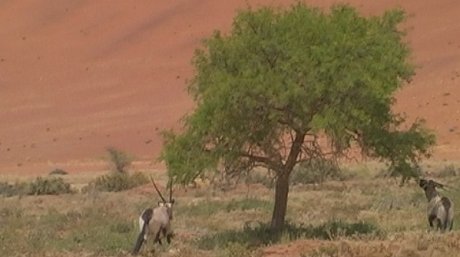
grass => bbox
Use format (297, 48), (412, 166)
(1, 163), (460, 256)
(196, 220), (382, 250)
(0, 194), (139, 256)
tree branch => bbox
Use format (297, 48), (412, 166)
(284, 131), (306, 175)
(241, 152), (283, 171)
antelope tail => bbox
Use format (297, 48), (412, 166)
(132, 208), (153, 255)
(441, 197), (452, 231)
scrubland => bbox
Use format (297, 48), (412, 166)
(1, 162), (460, 257)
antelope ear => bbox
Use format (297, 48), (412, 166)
(158, 201), (165, 207)
(170, 199), (175, 204)
(419, 179), (427, 188)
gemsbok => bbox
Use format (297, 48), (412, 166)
(132, 177), (175, 255)
(419, 178), (454, 232)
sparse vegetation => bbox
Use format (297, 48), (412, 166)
(0, 177), (72, 196)
(1, 169), (460, 256)
(49, 168), (68, 176)
(83, 171), (148, 192)
(106, 147), (132, 173)
(436, 164), (459, 177)
(291, 160), (349, 185)
(27, 177), (73, 195)
(197, 220), (382, 250)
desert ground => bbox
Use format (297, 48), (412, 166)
(1, 0), (460, 256)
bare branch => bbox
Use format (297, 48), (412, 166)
(241, 152), (283, 172)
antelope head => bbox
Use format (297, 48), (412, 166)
(150, 176), (175, 219)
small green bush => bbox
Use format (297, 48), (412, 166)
(106, 147), (132, 173)
(83, 172), (148, 192)
(26, 177), (72, 195)
(0, 177), (72, 196)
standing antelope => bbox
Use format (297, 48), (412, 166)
(419, 179), (454, 232)
(132, 177), (175, 255)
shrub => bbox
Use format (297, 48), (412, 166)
(290, 160), (345, 185)
(0, 177), (72, 196)
(83, 172), (148, 192)
(0, 182), (25, 197)
(26, 177), (72, 195)
(49, 168), (68, 176)
(106, 147), (132, 173)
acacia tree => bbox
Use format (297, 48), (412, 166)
(161, 4), (435, 230)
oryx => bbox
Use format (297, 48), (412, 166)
(419, 179), (454, 232)
(132, 176), (175, 255)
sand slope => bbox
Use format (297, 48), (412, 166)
(0, 0), (459, 174)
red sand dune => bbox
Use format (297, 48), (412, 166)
(0, 0), (459, 174)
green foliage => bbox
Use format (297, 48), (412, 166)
(83, 172), (148, 192)
(162, 2), (434, 184)
(161, 2), (435, 229)
(106, 147), (132, 173)
(197, 220), (382, 250)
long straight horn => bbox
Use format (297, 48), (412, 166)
(150, 176), (166, 203)
(169, 179), (173, 202)
(432, 180), (446, 188)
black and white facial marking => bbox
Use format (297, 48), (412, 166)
(132, 177), (175, 255)
(419, 179), (454, 232)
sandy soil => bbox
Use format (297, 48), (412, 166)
(0, 0), (459, 175)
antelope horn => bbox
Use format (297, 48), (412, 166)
(150, 176), (166, 203)
(433, 180), (446, 188)
(169, 179), (173, 202)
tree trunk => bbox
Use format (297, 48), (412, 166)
(270, 173), (290, 230)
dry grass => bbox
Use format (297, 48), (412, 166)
(1, 163), (460, 257)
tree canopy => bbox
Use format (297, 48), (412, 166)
(161, 3), (435, 229)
